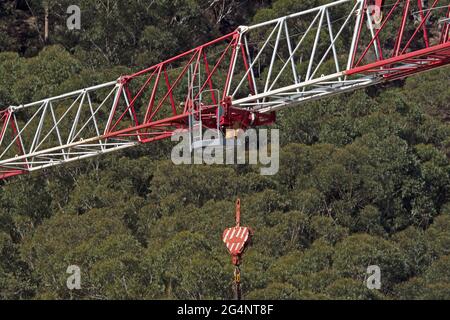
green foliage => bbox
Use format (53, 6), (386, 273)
(246, 282), (303, 300)
(1, 0), (450, 300)
(394, 255), (450, 300)
(144, 231), (229, 299)
(20, 211), (146, 299)
(332, 234), (408, 292)
(325, 278), (384, 300)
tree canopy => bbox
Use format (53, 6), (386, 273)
(0, 0), (450, 300)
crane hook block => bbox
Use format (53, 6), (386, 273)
(222, 199), (253, 266)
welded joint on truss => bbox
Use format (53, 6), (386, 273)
(10, 105), (23, 112)
(117, 76), (131, 84)
(237, 26), (249, 34)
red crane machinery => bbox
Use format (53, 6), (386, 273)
(223, 199), (253, 300)
(0, 0), (449, 180)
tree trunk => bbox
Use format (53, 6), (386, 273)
(44, 5), (49, 43)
